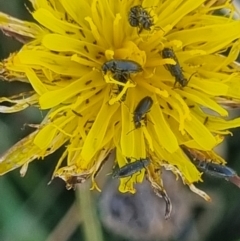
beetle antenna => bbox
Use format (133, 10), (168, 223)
(188, 71), (197, 83)
(126, 128), (136, 135)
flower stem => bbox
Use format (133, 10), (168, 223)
(76, 184), (103, 241)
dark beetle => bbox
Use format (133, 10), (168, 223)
(162, 48), (188, 88)
(128, 5), (154, 33)
(198, 161), (240, 189)
(195, 161), (236, 179)
(128, 6), (139, 27)
(182, 146), (237, 180)
(112, 158), (150, 178)
(133, 96), (153, 129)
(102, 60), (142, 102)
(102, 59), (143, 82)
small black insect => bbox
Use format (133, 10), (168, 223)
(128, 5), (154, 33)
(162, 48), (188, 88)
(102, 60), (143, 101)
(182, 146), (240, 189)
(128, 6), (139, 27)
(196, 161), (237, 179)
(133, 96), (153, 129)
(112, 158), (150, 179)
(102, 59), (143, 82)
(182, 146), (237, 180)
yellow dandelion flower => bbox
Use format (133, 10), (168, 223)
(1, 0), (240, 215)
